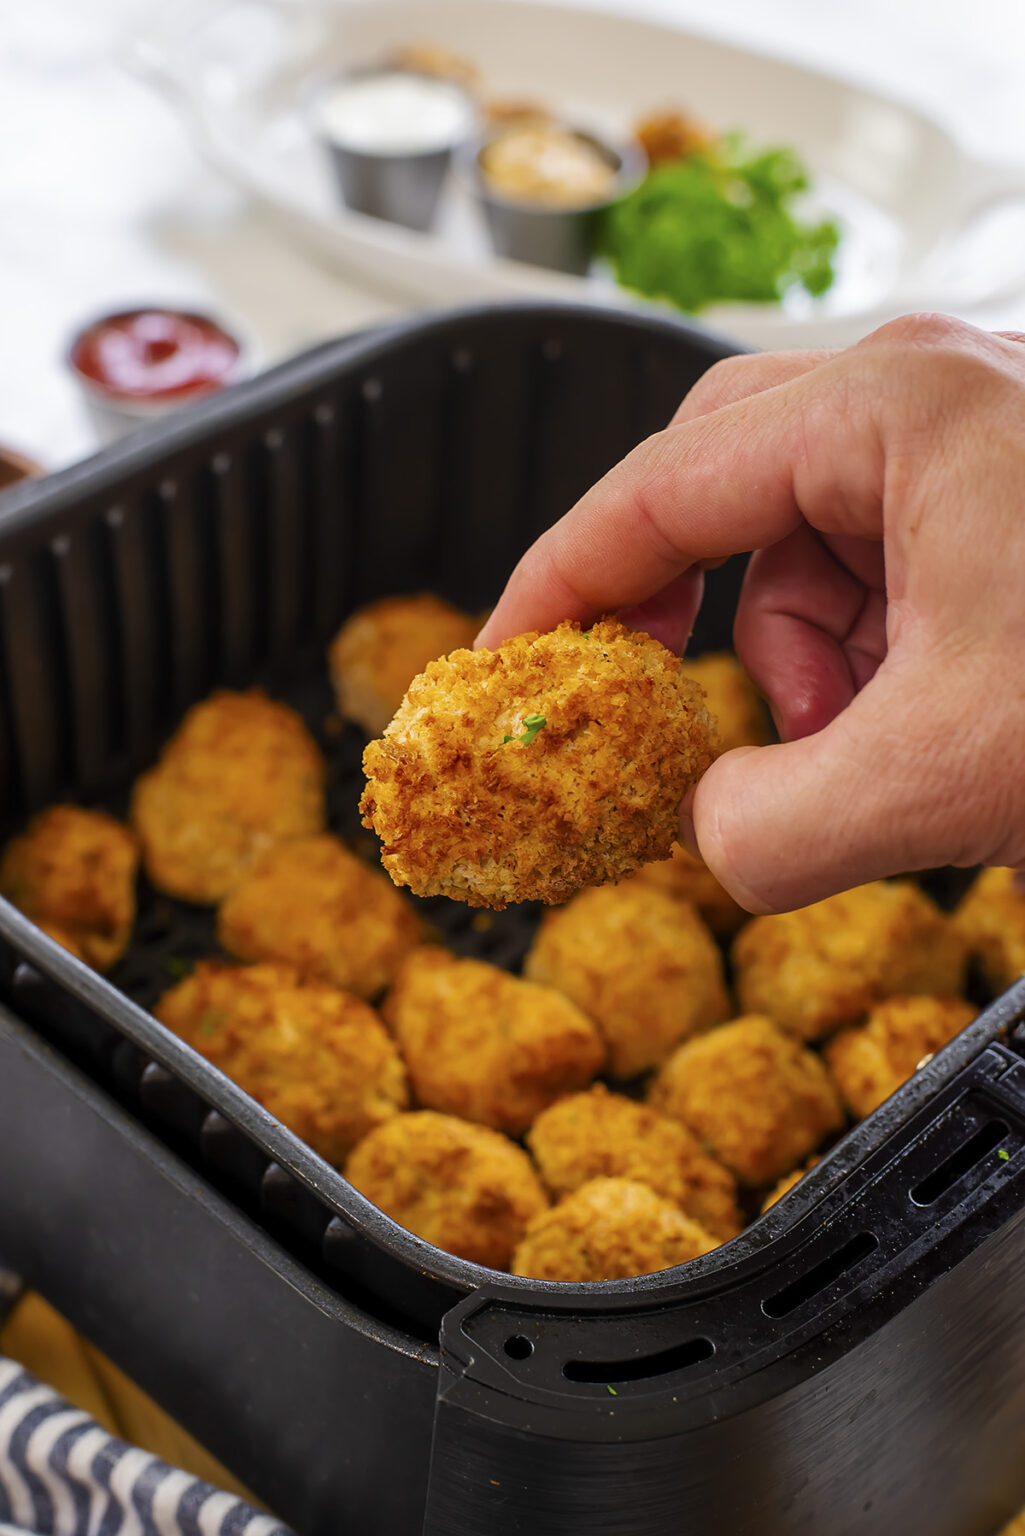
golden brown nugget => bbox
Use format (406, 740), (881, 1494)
(512, 1177), (718, 1282)
(329, 594), (478, 737)
(383, 946), (605, 1136)
(156, 961), (407, 1165)
(524, 883), (729, 1078)
(825, 995), (977, 1120)
(217, 834), (423, 1001)
(761, 1159), (819, 1213)
(0, 806), (139, 971)
(634, 108), (714, 166)
(650, 1016), (844, 1187)
(628, 840), (747, 936)
(955, 867), (1025, 993)
(680, 651), (771, 755)
(360, 618), (717, 909)
(345, 1110), (548, 1270)
(527, 1083), (742, 1242)
(733, 881), (965, 1042)
(132, 691), (326, 904)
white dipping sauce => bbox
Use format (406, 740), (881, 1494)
(317, 72), (476, 156)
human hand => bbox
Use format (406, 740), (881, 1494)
(476, 315), (1025, 913)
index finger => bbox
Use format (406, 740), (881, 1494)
(476, 356), (879, 648)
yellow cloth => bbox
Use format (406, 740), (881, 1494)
(0, 1292), (259, 1505)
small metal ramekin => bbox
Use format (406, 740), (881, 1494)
(313, 68), (479, 233)
(459, 127), (647, 276)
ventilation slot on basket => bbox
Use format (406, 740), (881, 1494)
(910, 1119), (1008, 1207)
(563, 1336), (714, 1385)
(762, 1231), (878, 1320)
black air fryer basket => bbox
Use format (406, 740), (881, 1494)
(1, 305), (1025, 1536)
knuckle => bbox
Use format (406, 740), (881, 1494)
(867, 311), (971, 352)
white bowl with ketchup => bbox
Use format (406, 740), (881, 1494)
(67, 307), (250, 443)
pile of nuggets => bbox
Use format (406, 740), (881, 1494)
(1, 591), (1016, 1283)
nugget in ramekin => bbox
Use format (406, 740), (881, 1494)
(131, 690), (326, 904)
(345, 1110), (548, 1270)
(955, 867), (1025, 994)
(0, 805), (139, 971)
(524, 883), (728, 1078)
(650, 1015), (844, 1187)
(383, 945), (604, 1136)
(824, 994), (977, 1119)
(329, 593), (478, 737)
(360, 618), (716, 909)
(217, 834), (423, 1000)
(527, 1083), (741, 1242)
(732, 881), (965, 1042)
(512, 1176), (718, 1282)
(156, 961), (407, 1165)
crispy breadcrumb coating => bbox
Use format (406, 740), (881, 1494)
(527, 1084), (742, 1242)
(155, 961), (407, 1165)
(680, 652), (770, 755)
(955, 867), (1025, 993)
(383, 946), (605, 1136)
(345, 1110), (548, 1270)
(649, 1016), (844, 1186)
(825, 995), (977, 1119)
(132, 691), (325, 904)
(512, 1177), (718, 1282)
(0, 806), (139, 971)
(761, 1159), (819, 1213)
(217, 834), (423, 1000)
(329, 594), (477, 737)
(627, 840), (747, 936)
(360, 618), (717, 909)
(733, 881), (965, 1042)
(524, 883), (728, 1077)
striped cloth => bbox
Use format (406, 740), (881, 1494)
(0, 1360), (292, 1536)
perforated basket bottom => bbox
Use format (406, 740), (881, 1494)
(106, 670), (544, 1014)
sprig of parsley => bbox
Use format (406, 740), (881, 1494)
(503, 712), (547, 747)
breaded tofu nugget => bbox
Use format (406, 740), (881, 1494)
(733, 881), (965, 1042)
(0, 806), (139, 971)
(156, 961), (407, 1165)
(345, 1110), (548, 1270)
(527, 1084), (742, 1242)
(217, 834), (423, 1000)
(955, 867), (1025, 993)
(524, 883), (729, 1078)
(132, 691), (325, 904)
(628, 840), (747, 936)
(825, 995), (977, 1119)
(512, 1177), (718, 1282)
(650, 1016), (844, 1187)
(329, 594), (478, 737)
(383, 946), (605, 1136)
(360, 618), (716, 909)
(761, 1159), (819, 1213)
(681, 652), (771, 754)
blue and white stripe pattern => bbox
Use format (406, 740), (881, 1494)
(0, 1360), (292, 1536)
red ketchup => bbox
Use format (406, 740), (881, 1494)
(70, 309), (241, 401)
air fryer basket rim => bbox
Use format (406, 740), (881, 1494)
(0, 296), (1018, 1315)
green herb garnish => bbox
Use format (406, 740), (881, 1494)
(606, 1384), (618, 1396)
(503, 712), (547, 747)
(163, 956), (192, 981)
(998, 1148), (1011, 1162)
(600, 136), (840, 314)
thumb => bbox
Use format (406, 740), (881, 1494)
(689, 665), (989, 913)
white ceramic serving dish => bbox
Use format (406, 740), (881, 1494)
(128, 0), (1025, 349)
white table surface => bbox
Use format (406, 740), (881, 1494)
(4, 0), (1025, 470)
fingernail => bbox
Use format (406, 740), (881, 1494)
(678, 795), (699, 859)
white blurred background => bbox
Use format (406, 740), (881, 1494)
(3, 0), (1025, 469)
